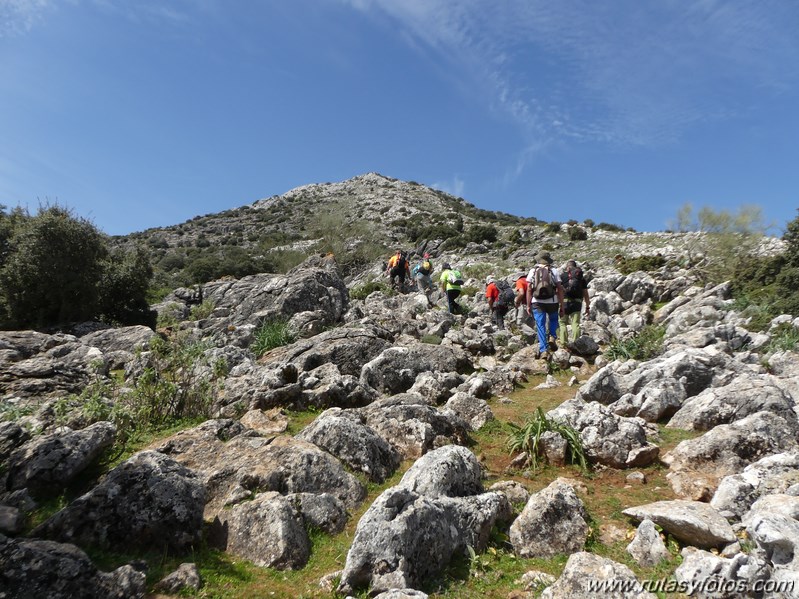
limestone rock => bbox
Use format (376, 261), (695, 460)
(32, 450), (205, 552)
(622, 500), (736, 549)
(510, 481), (589, 558)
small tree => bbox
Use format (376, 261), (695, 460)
(1, 206), (107, 328)
(670, 203), (768, 284)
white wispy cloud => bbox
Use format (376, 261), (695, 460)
(432, 175), (465, 199)
(0, 0), (52, 37)
(343, 0), (799, 174)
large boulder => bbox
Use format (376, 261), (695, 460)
(154, 421), (366, 516)
(265, 325), (392, 377)
(674, 547), (774, 599)
(359, 394), (471, 459)
(337, 446), (512, 595)
(0, 534), (146, 599)
(540, 552), (656, 599)
(360, 344), (473, 396)
(578, 347), (726, 409)
(211, 491), (310, 570)
(663, 411), (799, 500)
(626, 519), (671, 567)
(208, 254), (349, 330)
(296, 408), (401, 483)
(0, 331), (106, 400)
(509, 481), (590, 558)
(4, 422), (116, 496)
(32, 450), (205, 552)
(711, 452), (799, 521)
(667, 374), (797, 431)
(80, 326), (156, 369)
(547, 398), (659, 468)
(622, 500), (736, 549)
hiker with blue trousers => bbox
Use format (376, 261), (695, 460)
(525, 251), (565, 359)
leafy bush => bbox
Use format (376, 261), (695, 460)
(463, 224), (498, 245)
(596, 222), (626, 232)
(0, 205), (153, 329)
(617, 255), (667, 274)
(350, 280), (392, 300)
(421, 334), (442, 345)
(567, 227), (588, 241)
(544, 221), (562, 233)
(189, 300), (215, 321)
(251, 318), (297, 357)
(605, 324), (665, 361)
(506, 407), (588, 472)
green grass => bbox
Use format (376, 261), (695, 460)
(251, 318), (297, 357)
(605, 324), (665, 362)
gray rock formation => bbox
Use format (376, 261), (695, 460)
(154, 563), (202, 594)
(4, 421), (116, 496)
(360, 393), (471, 459)
(711, 452), (799, 521)
(0, 534), (146, 599)
(540, 552), (656, 599)
(622, 500), (736, 549)
(668, 374), (796, 431)
(296, 408), (401, 483)
(80, 325), (156, 369)
(154, 422), (366, 515)
(32, 450), (205, 552)
(360, 344), (473, 395)
(509, 480), (589, 558)
(626, 519), (670, 567)
(0, 331), (106, 400)
(547, 398), (659, 468)
(443, 391), (494, 431)
(674, 547), (773, 599)
(663, 411), (799, 500)
(337, 445), (512, 595)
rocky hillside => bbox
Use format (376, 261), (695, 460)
(114, 172), (785, 291)
(2, 236), (799, 597)
(1, 176), (797, 598)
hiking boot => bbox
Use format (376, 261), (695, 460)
(548, 336), (558, 352)
(540, 350), (551, 361)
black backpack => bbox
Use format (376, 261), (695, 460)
(495, 279), (515, 307)
(564, 267), (585, 299)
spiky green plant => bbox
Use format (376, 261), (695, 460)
(506, 407), (588, 472)
(251, 317), (297, 357)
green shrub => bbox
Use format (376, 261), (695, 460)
(350, 280), (392, 300)
(762, 323), (799, 353)
(421, 334), (442, 345)
(617, 255), (667, 274)
(605, 324), (665, 361)
(0, 205), (153, 329)
(596, 222), (626, 232)
(544, 221), (562, 233)
(567, 227), (588, 241)
(506, 407), (588, 472)
(251, 318), (297, 357)
(189, 300), (215, 321)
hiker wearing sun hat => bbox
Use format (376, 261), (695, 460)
(525, 250), (565, 359)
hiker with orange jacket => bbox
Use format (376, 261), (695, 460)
(386, 249), (411, 291)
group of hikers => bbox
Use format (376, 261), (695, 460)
(385, 249), (591, 359)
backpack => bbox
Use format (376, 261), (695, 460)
(532, 266), (556, 300)
(418, 260), (432, 276)
(564, 266), (584, 299)
(495, 279), (515, 307)
(447, 269), (464, 286)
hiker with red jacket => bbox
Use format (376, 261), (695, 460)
(485, 276), (513, 330)
(525, 251), (565, 359)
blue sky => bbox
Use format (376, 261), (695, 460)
(2, 0), (798, 236)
